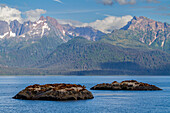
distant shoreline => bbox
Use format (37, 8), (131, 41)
(0, 75), (170, 76)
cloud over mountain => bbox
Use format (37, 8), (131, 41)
(57, 19), (84, 26)
(85, 15), (133, 33)
(0, 5), (46, 23)
(0, 5), (22, 23)
(24, 9), (46, 22)
(58, 15), (133, 33)
(0, 5), (132, 33)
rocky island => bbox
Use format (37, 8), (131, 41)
(13, 83), (94, 101)
(91, 80), (162, 91)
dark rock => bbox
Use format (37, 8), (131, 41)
(10, 20), (21, 36)
(13, 83), (94, 101)
(0, 21), (9, 35)
(91, 80), (162, 91)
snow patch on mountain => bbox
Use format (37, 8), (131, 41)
(0, 32), (9, 39)
(63, 30), (65, 36)
(37, 20), (44, 24)
(19, 34), (26, 38)
(41, 23), (50, 37)
(10, 31), (16, 37)
(33, 23), (37, 27)
(68, 32), (73, 35)
(161, 40), (165, 47)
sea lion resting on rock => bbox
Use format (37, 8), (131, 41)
(91, 80), (162, 90)
(13, 83), (94, 101)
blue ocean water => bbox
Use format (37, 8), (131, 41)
(0, 76), (170, 113)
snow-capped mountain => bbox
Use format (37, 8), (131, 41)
(0, 16), (105, 42)
(0, 16), (106, 67)
(0, 20), (16, 39)
(62, 24), (104, 41)
(121, 16), (170, 47)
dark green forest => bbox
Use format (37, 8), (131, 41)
(1, 37), (169, 75)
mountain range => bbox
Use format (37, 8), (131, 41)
(0, 16), (169, 75)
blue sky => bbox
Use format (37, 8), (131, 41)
(0, 0), (169, 23)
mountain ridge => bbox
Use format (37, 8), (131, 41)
(120, 16), (170, 52)
(36, 37), (170, 73)
(0, 16), (169, 75)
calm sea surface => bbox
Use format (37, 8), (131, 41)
(0, 76), (170, 113)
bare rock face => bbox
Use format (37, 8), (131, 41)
(91, 80), (162, 91)
(121, 16), (170, 47)
(13, 83), (94, 101)
(62, 24), (105, 41)
(0, 21), (9, 38)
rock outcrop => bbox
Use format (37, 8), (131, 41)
(13, 83), (94, 101)
(91, 80), (162, 91)
(121, 16), (170, 47)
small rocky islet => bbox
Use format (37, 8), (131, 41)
(13, 83), (94, 101)
(13, 80), (162, 101)
(91, 80), (162, 91)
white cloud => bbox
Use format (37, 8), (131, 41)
(97, 0), (113, 5)
(58, 15), (133, 33)
(115, 0), (136, 5)
(54, 0), (63, 4)
(0, 5), (47, 23)
(85, 15), (133, 33)
(0, 5), (22, 23)
(57, 19), (84, 26)
(24, 9), (46, 22)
